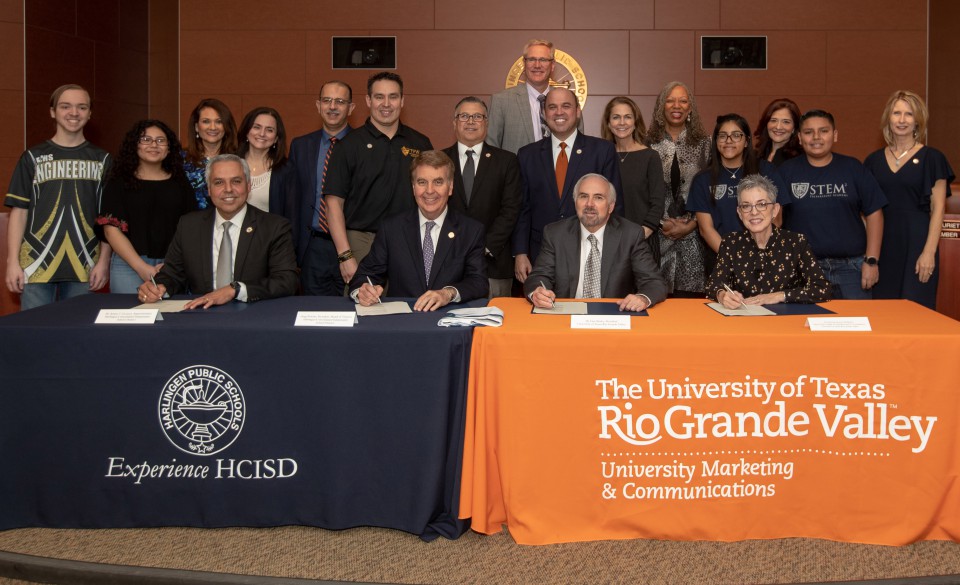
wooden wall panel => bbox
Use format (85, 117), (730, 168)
(434, 0), (563, 30)
(182, 0), (435, 30)
(629, 31), (695, 97)
(826, 31), (926, 97)
(655, 0), (719, 30)
(720, 0), (926, 30)
(564, 0), (654, 30)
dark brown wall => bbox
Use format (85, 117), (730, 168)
(24, 0), (150, 153)
(929, 0), (960, 173)
(180, 0), (925, 161)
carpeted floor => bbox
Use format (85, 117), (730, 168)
(2, 526), (960, 584)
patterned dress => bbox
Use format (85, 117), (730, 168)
(182, 150), (209, 209)
(649, 130), (711, 294)
(706, 227), (830, 303)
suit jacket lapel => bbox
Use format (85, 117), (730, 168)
(404, 210), (428, 290)
(200, 210), (216, 292)
(539, 139), (559, 199)
(599, 219), (620, 297)
(470, 147), (491, 207)
(234, 206), (255, 280)
(514, 86), (534, 145)
(561, 133), (586, 205)
(563, 219), (581, 296)
(430, 212), (456, 286)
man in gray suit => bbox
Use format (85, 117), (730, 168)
(487, 39), (555, 154)
(525, 174), (666, 312)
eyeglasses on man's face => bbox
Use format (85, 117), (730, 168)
(455, 113), (487, 122)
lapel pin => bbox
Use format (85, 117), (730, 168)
(485, 152), (491, 158)
(912, 158), (919, 164)
(246, 226), (254, 233)
(448, 232), (455, 239)
(366, 143), (373, 149)
(576, 149), (582, 155)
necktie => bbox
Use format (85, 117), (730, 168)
(462, 149), (476, 205)
(216, 221), (233, 289)
(423, 220), (436, 283)
(537, 94), (549, 141)
(583, 234), (601, 299)
(316, 137), (337, 233)
(555, 142), (568, 198)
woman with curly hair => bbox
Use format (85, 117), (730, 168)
(97, 120), (196, 293)
(183, 98), (238, 208)
(236, 106), (297, 221)
(645, 81), (711, 296)
(754, 98), (802, 166)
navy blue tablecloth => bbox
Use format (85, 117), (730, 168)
(0, 294), (480, 541)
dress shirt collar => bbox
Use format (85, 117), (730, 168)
(580, 221), (606, 250)
(526, 82), (548, 102)
(552, 129), (578, 151)
(458, 142), (483, 158)
(419, 206), (449, 231)
(215, 204), (247, 230)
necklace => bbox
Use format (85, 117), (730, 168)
(617, 150), (630, 163)
(890, 142), (916, 167)
(725, 165), (742, 179)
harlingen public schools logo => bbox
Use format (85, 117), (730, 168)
(159, 365), (245, 456)
(791, 183), (810, 199)
(505, 50), (589, 109)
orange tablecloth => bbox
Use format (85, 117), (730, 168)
(460, 298), (960, 545)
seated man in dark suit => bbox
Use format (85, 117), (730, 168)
(525, 173), (667, 312)
(137, 154), (299, 308)
(349, 150), (488, 311)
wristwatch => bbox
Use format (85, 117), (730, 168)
(230, 280), (240, 299)
(863, 256), (878, 266)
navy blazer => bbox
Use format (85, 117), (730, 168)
(155, 205), (299, 301)
(267, 160), (298, 244)
(349, 208), (488, 302)
(512, 132), (623, 263)
(442, 143), (522, 280)
(288, 127), (351, 263)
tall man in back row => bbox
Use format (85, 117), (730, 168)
(324, 72), (433, 289)
(442, 96), (521, 297)
(487, 39), (556, 154)
(780, 109), (887, 299)
(513, 87), (622, 283)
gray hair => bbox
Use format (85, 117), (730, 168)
(736, 174), (778, 203)
(572, 172), (617, 204)
(206, 153), (251, 189)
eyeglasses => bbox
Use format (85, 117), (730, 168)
(717, 132), (746, 143)
(738, 201), (775, 213)
(319, 97), (350, 106)
(524, 57), (554, 65)
(455, 113), (487, 122)
(138, 136), (168, 146)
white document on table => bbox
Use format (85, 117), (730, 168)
(295, 311), (358, 327)
(533, 301), (588, 315)
(95, 309), (162, 324)
(134, 300), (191, 313)
(356, 301), (412, 316)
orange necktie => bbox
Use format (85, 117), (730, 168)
(555, 141), (568, 198)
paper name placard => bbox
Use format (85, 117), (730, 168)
(95, 309), (162, 324)
(294, 311), (358, 327)
(570, 315), (631, 330)
(805, 317), (872, 332)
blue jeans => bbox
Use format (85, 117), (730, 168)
(110, 254), (163, 294)
(817, 257), (872, 300)
(20, 281), (90, 310)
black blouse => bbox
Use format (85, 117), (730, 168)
(98, 176), (197, 259)
(706, 227), (830, 303)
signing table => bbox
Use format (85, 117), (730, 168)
(0, 294), (476, 540)
(460, 298), (960, 545)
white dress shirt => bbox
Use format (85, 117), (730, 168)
(526, 83), (550, 142)
(213, 205), (249, 302)
(551, 129), (579, 168)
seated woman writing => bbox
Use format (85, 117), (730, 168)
(707, 174), (830, 308)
